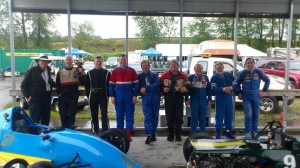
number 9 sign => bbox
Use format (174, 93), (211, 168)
(284, 155), (296, 168)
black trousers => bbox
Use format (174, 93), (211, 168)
(164, 93), (184, 135)
(89, 92), (109, 132)
(58, 94), (78, 128)
(29, 96), (51, 126)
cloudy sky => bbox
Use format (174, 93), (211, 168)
(53, 14), (195, 39)
(53, 14), (139, 39)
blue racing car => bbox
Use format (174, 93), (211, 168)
(0, 106), (141, 168)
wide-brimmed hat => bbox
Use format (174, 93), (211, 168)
(35, 53), (52, 63)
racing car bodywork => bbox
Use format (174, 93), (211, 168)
(183, 121), (300, 168)
(0, 107), (141, 168)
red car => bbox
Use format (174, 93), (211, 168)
(256, 59), (300, 89)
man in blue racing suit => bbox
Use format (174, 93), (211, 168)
(186, 64), (212, 134)
(138, 60), (160, 144)
(235, 57), (270, 139)
(109, 54), (139, 142)
(211, 62), (236, 139)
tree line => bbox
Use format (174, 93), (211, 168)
(1, 0), (299, 59)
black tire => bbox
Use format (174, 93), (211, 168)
(183, 132), (213, 162)
(3, 159), (28, 168)
(28, 161), (58, 168)
(19, 97), (29, 110)
(101, 128), (130, 154)
(290, 80), (297, 89)
(260, 96), (278, 114)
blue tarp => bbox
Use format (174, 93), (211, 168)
(141, 47), (162, 56)
(64, 48), (89, 57)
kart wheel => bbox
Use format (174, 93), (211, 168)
(183, 132), (213, 162)
(19, 97), (29, 110)
(101, 128), (130, 154)
(260, 96), (278, 114)
(3, 159), (28, 168)
(28, 161), (58, 168)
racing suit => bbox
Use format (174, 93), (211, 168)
(56, 67), (85, 129)
(138, 71), (160, 136)
(234, 68), (270, 134)
(85, 68), (110, 133)
(109, 66), (139, 131)
(187, 74), (212, 133)
(160, 70), (189, 137)
(211, 72), (236, 131)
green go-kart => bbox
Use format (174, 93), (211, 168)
(183, 120), (300, 168)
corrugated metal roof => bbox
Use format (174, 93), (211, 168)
(12, 0), (300, 18)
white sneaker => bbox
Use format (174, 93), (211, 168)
(252, 133), (257, 139)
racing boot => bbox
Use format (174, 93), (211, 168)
(245, 133), (252, 140)
(151, 133), (157, 141)
(68, 125), (77, 130)
(216, 129), (221, 139)
(126, 130), (132, 142)
(175, 133), (182, 142)
(167, 132), (174, 142)
(252, 133), (258, 139)
(226, 130), (236, 139)
(93, 129), (100, 136)
(145, 135), (152, 144)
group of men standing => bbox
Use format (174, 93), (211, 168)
(160, 57), (270, 141)
(21, 53), (270, 144)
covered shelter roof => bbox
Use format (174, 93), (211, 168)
(63, 48), (89, 57)
(237, 44), (267, 57)
(11, 0), (300, 18)
(141, 47), (162, 57)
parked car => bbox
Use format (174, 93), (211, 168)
(256, 59), (300, 89)
(82, 61), (94, 74)
(105, 57), (119, 69)
(0, 106), (140, 168)
(129, 63), (165, 108)
(17, 96), (88, 112)
(187, 56), (294, 114)
(129, 63), (142, 74)
(2, 67), (20, 77)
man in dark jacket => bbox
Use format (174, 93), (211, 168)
(85, 56), (110, 135)
(21, 53), (55, 126)
(56, 55), (85, 129)
(159, 59), (190, 142)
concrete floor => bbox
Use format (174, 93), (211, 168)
(127, 136), (187, 168)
